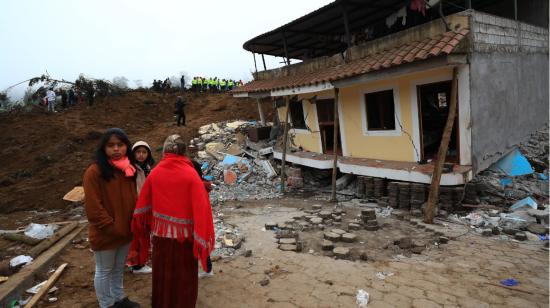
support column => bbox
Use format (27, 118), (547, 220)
(280, 96), (291, 193)
(424, 67), (459, 223)
(330, 88), (340, 202)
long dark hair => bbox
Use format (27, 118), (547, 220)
(96, 128), (135, 181)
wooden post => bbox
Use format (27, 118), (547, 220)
(330, 88), (340, 202)
(280, 96), (291, 193)
(257, 98), (266, 126)
(424, 67), (459, 223)
(341, 4), (351, 50)
(25, 263), (68, 308)
(261, 54), (267, 71)
(282, 32), (290, 66)
(252, 52), (258, 74)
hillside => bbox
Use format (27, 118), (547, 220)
(0, 90), (273, 213)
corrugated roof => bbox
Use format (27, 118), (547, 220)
(235, 28), (469, 94)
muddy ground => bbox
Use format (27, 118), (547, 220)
(0, 90), (274, 214)
(19, 197), (549, 308)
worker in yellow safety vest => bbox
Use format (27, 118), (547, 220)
(191, 77), (198, 93)
(202, 77), (208, 92)
(228, 80), (234, 91)
(219, 79), (226, 92)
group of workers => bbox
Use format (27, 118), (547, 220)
(190, 77), (243, 93)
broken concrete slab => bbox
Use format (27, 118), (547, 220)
(319, 211), (332, 219)
(348, 223), (362, 231)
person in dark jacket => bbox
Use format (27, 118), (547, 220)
(175, 96), (186, 126)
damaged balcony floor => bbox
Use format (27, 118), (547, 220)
(273, 150), (473, 185)
(50, 198), (548, 308)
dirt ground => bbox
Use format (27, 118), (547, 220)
(27, 197), (549, 308)
(0, 90), (273, 214)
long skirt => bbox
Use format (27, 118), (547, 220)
(152, 236), (198, 308)
(126, 233), (149, 267)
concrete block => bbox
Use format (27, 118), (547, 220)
(333, 247), (350, 259)
(330, 229), (346, 235)
(279, 244), (297, 251)
(321, 240), (334, 251)
(341, 233), (357, 243)
(324, 232), (341, 241)
(279, 238), (296, 245)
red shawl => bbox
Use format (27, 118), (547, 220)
(132, 154), (215, 270)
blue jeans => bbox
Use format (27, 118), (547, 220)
(93, 243), (130, 308)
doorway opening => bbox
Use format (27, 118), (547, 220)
(417, 80), (459, 163)
(316, 99), (342, 155)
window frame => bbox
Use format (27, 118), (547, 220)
(360, 85), (402, 137)
(288, 99), (308, 132)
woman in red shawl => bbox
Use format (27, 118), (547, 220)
(132, 134), (215, 308)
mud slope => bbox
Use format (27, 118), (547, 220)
(0, 91), (273, 213)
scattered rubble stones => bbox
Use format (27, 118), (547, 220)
(348, 223), (362, 230)
(481, 229), (493, 237)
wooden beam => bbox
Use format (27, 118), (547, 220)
(341, 4), (352, 49)
(282, 32), (290, 65)
(0, 225), (84, 307)
(252, 52), (258, 74)
(29, 222), (78, 258)
(280, 96), (291, 193)
(25, 263), (68, 308)
(424, 67), (459, 224)
(261, 54), (267, 71)
(330, 88), (340, 202)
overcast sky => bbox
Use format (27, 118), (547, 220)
(0, 0), (332, 96)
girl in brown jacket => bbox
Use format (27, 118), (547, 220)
(83, 128), (140, 308)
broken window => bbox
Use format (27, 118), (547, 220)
(289, 100), (306, 130)
(365, 89), (396, 131)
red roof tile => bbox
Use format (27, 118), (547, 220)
(234, 29), (469, 94)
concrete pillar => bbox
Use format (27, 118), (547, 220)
(257, 98), (266, 126)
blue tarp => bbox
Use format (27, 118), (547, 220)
(222, 154), (242, 166)
(490, 148), (533, 176)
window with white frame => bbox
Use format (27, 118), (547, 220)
(364, 89), (396, 131)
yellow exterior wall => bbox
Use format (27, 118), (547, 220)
(276, 67), (453, 162)
(340, 67), (453, 162)
(277, 90), (333, 153)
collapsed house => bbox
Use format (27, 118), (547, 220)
(233, 0), (548, 186)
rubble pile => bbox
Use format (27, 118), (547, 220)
(211, 214), (245, 258)
(191, 120), (283, 206)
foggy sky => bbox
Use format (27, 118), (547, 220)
(0, 0), (332, 96)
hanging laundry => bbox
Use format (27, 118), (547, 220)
(410, 0), (427, 16)
(385, 6), (408, 28)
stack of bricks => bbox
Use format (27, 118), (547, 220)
(398, 182), (411, 210)
(463, 183), (479, 204)
(439, 187), (454, 210)
(387, 182), (399, 208)
(410, 184), (426, 209)
(286, 167), (304, 188)
(373, 178), (385, 199)
(361, 209), (379, 231)
(364, 177), (375, 198)
(356, 177), (366, 198)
